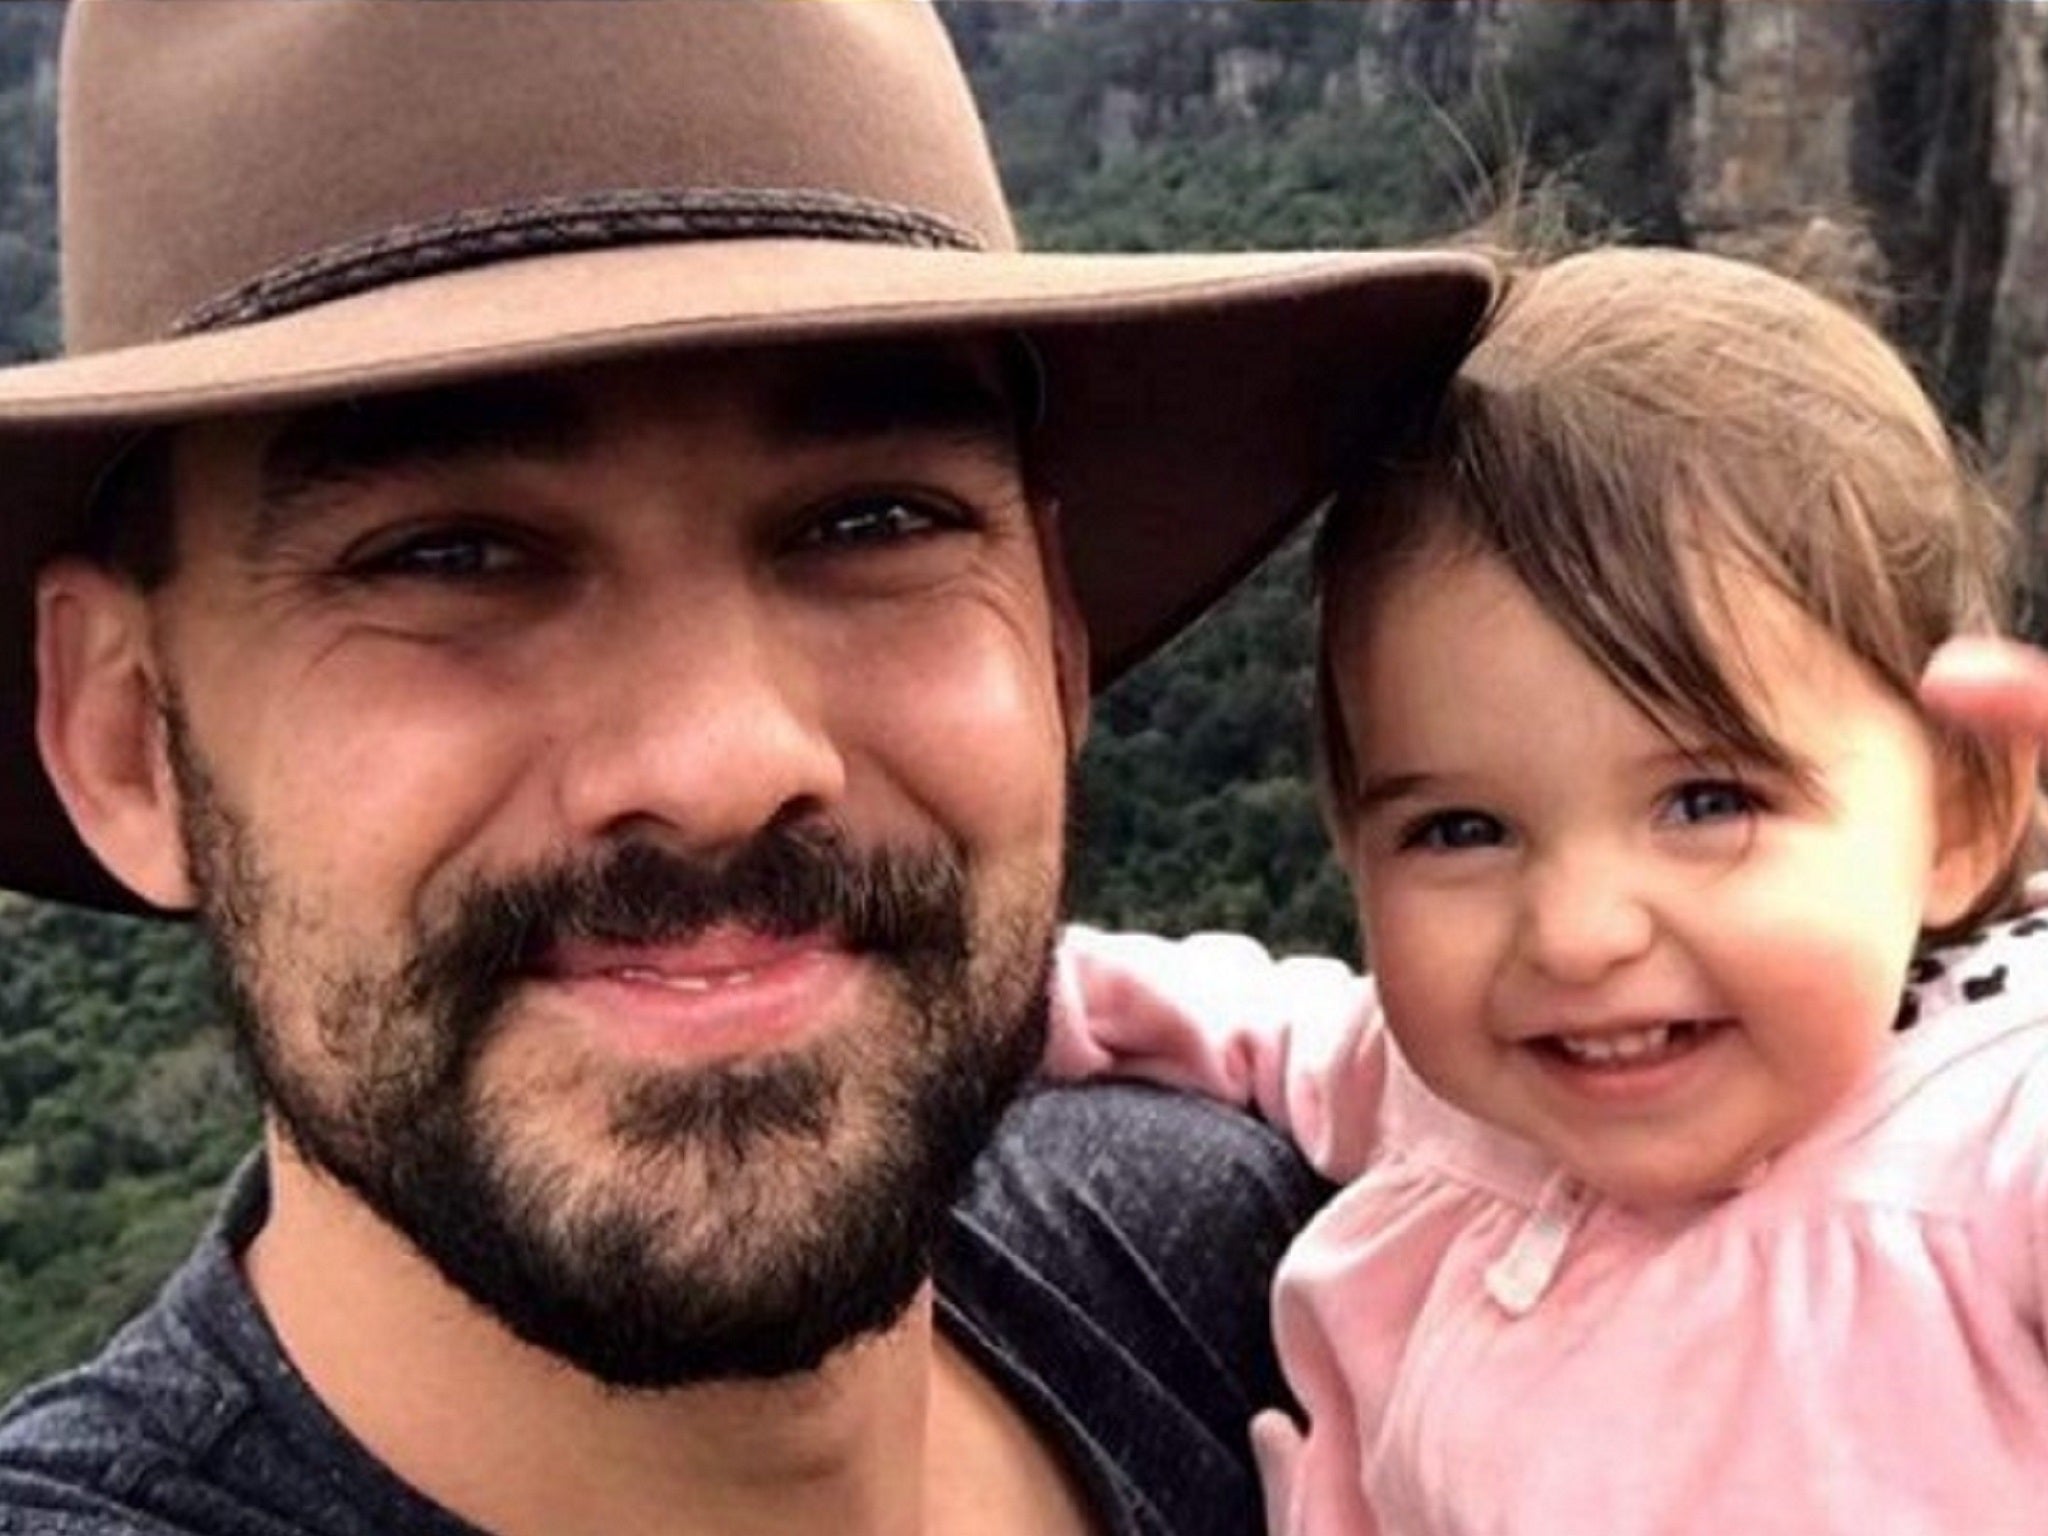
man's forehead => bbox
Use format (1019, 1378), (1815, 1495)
(175, 336), (1028, 534)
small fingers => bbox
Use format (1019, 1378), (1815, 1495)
(1920, 638), (2048, 745)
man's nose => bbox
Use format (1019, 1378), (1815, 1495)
(549, 585), (847, 856)
(1513, 848), (1656, 988)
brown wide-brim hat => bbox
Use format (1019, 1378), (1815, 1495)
(0, 0), (1496, 913)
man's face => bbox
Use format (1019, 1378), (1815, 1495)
(125, 342), (1083, 1385)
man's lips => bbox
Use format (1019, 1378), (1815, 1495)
(541, 926), (847, 983)
(531, 928), (862, 1061)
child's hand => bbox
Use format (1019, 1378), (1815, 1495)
(1923, 637), (2048, 910)
(1920, 637), (2048, 743)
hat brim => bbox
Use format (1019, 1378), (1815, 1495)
(0, 238), (1496, 911)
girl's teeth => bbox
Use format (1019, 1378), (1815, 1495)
(1553, 1022), (1697, 1065)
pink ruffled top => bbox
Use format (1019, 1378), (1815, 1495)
(1048, 917), (2048, 1534)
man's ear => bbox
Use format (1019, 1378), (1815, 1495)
(34, 559), (194, 910)
(1029, 496), (1091, 756)
(1924, 734), (2040, 930)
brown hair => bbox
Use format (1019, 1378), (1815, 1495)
(1315, 245), (2036, 939)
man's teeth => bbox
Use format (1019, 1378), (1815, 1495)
(609, 965), (757, 993)
(1550, 1022), (1702, 1065)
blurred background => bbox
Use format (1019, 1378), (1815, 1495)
(0, 0), (2044, 1392)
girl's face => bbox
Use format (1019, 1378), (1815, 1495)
(1328, 545), (1994, 1206)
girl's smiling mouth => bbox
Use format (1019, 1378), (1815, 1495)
(1538, 1019), (1728, 1068)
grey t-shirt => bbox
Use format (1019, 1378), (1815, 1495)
(0, 1084), (1325, 1535)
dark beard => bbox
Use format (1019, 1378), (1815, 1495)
(167, 709), (1052, 1389)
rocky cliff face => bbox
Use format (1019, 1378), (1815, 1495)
(1990, 3), (2048, 541)
(1677, 5), (1868, 267)
(1673, 0), (2046, 554)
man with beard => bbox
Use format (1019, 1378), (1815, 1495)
(0, 5), (1492, 1535)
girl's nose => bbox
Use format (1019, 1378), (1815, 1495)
(1515, 852), (1656, 988)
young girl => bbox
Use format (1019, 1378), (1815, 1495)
(1049, 247), (2048, 1534)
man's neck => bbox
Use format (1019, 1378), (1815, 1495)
(245, 1138), (1098, 1536)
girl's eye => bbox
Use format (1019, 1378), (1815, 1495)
(1664, 779), (1762, 826)
(797, 495), (961, 550)
(1399, 809), (1508, 852)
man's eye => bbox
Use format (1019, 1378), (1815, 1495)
(342, 528), (529, 581)
(1664, 779), (1762, 826)
(1399, 809), (1507, 852)
(798, 496), (958, 550)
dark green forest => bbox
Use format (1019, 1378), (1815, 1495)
(0, 0), (2042, 1395)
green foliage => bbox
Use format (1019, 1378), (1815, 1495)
(0, 3), (56, 362)
(964, 3), (1468, 253)
(0, 896), (253, 1395)
(1069, 535), (1360, 958)
(1016, 96), (1461, 254)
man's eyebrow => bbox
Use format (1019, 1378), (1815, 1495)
(761, 346), (1023, 460)
(254, 376), (594, 543)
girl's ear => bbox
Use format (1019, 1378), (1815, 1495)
(1924, 734), (2040, 930)
(34, 560), (195, 910)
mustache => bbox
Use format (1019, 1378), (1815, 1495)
(400, 824), (972, 1024)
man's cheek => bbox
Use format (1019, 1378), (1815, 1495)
(852, 626), (1068, 823)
